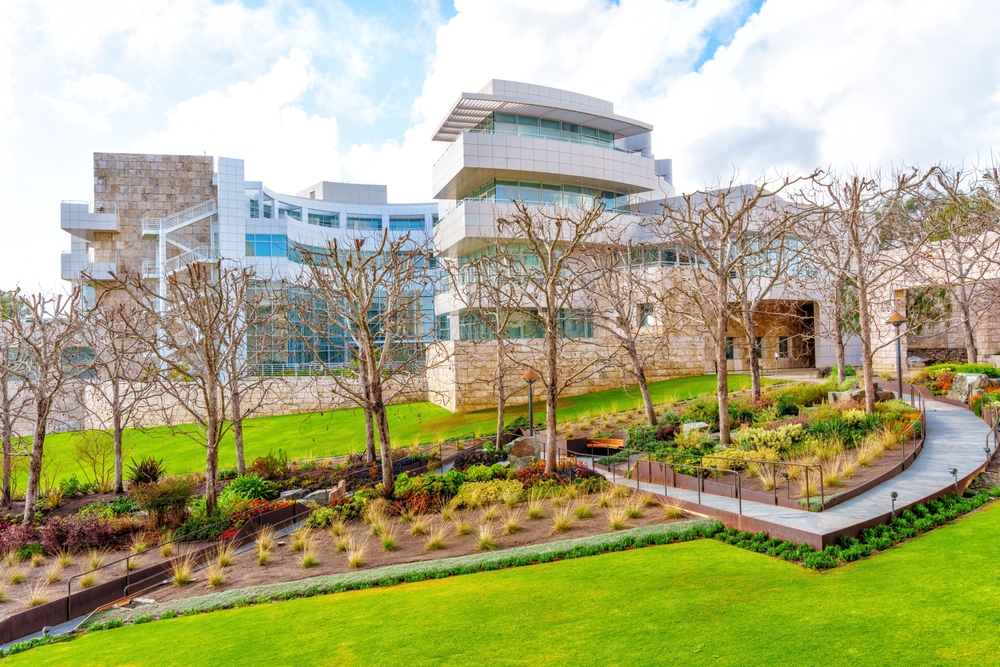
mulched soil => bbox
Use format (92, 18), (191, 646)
(135, 488), (689, 606)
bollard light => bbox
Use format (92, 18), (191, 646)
(950, 468), (959, 495)
(890, 491), (898, 518)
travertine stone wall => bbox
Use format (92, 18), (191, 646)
(426, 334), (705, 413)
(90, 153), (216, 299)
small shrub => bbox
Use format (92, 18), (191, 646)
(126, 456), (167, 485)
(248, 449), (290, 479)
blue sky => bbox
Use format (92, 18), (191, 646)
(1, 0), (999, 290)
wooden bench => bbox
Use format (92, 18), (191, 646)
(585, 438), (625, 450)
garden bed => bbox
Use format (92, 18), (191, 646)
(128, 485), (689, 608)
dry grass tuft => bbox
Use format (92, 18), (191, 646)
(30, 553), (45, 568)
(346, 540), (369, 569)
(216, 542), (236, 568)
(661, 503), (685, 520)
(482, 505), (501, 522)
(573, 501), (595, 520)
(551, 507), (575, 533)
(206, 561), (226, 588)
(381, 524), (400, 552)
(24, 581), (49, 608)
(410, 516), (430, 536)
(502, 511), (524, 536)
(43, 563), (62, 585)
(425, 526), (448, 551)
(169, 554), (196, 587)
(607, 507), (628, 531)
(476, 524), (499, 551)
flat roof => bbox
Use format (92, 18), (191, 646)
(432, 80), (653, 142)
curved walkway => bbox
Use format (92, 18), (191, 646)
(618, 398), (993, 548)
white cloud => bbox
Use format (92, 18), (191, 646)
(44, 74), (148, 131)
(135, 49), (344, 194)
(0, 7), (23, 180)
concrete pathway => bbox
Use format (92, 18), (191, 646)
(599, 398), (994, 546)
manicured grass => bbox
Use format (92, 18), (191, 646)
(17, 501), (1000, 666)
(37, 374), (758, 484)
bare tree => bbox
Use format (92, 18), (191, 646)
(490, 201), (616, 472)
(583, 238), (678, 426)
(648, 175), (814, 444)
(288, 230), (437, 496)
(439, 248), (526, 448)
(114, 262), (259, 513)
(911, 167), (1000, 364)
(806, 167), (936, 412)
(1, 288), (89, 523)
(0, 294), (28, 507)
(81, 299), (156, 493)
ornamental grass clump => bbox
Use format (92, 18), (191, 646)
(215, 542), (236, 568)
(8, 566), (27, 586)
(502, 511), (524, 536)
(290, 526), (313, 553)
(482, 504), (501, 522)
(87, 549), (108, 571)
(335, 534), (353, 553)
(129, 534), (150, 555)
(410, 516), (430, 536)
(23, 581), (49, 608)
(256, 527), (276, 566)
(381, 524), (399, 552)
(476, 524), (499, 551)
(0, 581), (8, 603)
(624, 502), (644, 520)
(43, 563), (62, 585)
(328, 520), (347, 538)
(159, 531), (176, 558)
(346, 540), (369, 569)
(169, 554), (195, 587)
(551, 507), (574, 533)
(206, 561), (226, 588)
(300, 539), (320, 568)
(502, 485), (522, 509)
(573, 501), (595, 520)
(598, 491), (614, 509)
(637, 492), (658, 508)
(661, 503), (685, 520)
(30, 553), (45, 568)
(454, 519), (474, 536)
(440, 504), (456, 523)
(425, 526), (448, 551)
(52, 550), (70, 570)
(399, 509), (415, 523)
(607, 507), (628, 531)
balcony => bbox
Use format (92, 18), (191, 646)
(60, 201), (118, 240)
(61, 250), (118, 281)
(141, 258), (158, 279)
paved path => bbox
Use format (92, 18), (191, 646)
(604, 398), (993, 546)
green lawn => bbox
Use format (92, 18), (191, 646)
(39, 375), (756, 485)
(17, 500), (1000, 666)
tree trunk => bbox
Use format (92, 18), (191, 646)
(1, 379), (13, 508)
(495, 339), (506, 449)
(544, 318), (558, 474)
(370, 377), (394, 497)
(716, 325), (732, 446)
(112, 379), (124, 494)
(625, 339), (656, 426)
(743, 306), (762, 401)
(203, 381), (220, 513)
(359, 362), (376, 464)
(958, 298), (977, 364)
(857, 283), (876, 413)
(231, 386), (246, 475)
(23, 396), (48, 525)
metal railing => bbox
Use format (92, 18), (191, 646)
(62, 200), (117, 214)
(141, 199), (217, 234)
(140, 258), (157, 278)
(165, 231), (204, 252)
(89, 250), (118, 264)
(164, 245), (218, 274)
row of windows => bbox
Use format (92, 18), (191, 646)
(249, 197), (435, 232)
(471, 112), (620, 150)
(462, 179), (640, 213)
(246, 234), (288, 257)
(451, 310), (594, 341)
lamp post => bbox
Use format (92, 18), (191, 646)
(522, 369), (541, 437)
(890, 491), (898, 518)
(950, 468), (959, 495)
(887, 312), (907, 399)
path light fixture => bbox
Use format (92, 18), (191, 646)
(521, 369), (541, 437)
(950, 468), (959, 494)
(782, 471), (790, 499)
(886, 312), (907, 399)
(986, 446), (992, 461)
(890, 491), (898, 518)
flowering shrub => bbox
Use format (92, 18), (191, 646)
(0, 523), (41, 556)
(453, 480), (523, 507)
(40, 517), (121, 554)
(731, 424), (805, 453)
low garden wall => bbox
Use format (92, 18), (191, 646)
(0, 503), (310, 646)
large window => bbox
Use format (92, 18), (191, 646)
(277, 205), (301, 221)
(778, 336), (790, 358)
(246, 234), (287, 257)
(347, 216), (382, 231)
(471, 112), (619, 151)
(725, 337), (735, 360)
(308, 212), (339, 228)
(389, 216), (426, 232)
(462, 179), (639, 213)
(436, 314), (451, 341)
(559, 310), (593, 339)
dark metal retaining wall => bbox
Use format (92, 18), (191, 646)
(0, 502), (309, 646)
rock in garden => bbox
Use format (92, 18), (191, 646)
(301, 489), (330, 505)
(949, 373), (988, 403)
(279, 488), (306, 501)
(505, 436), (541, 470)
(682, 421), (710, 433)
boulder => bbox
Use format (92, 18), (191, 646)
(682, 421), (710, 433)
(949, 373), (988, 403)
(279, 488), (306, 501)
(301, 489), (329, 505)
(828, 388), (866, 404)
(505, 436), (541, 470)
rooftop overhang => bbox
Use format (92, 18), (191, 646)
(432, 93), (653, 143)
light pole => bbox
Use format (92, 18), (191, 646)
(522, 369), (541, 437)
(887, 312), (907, 399)
(890, 491), (898, 518)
